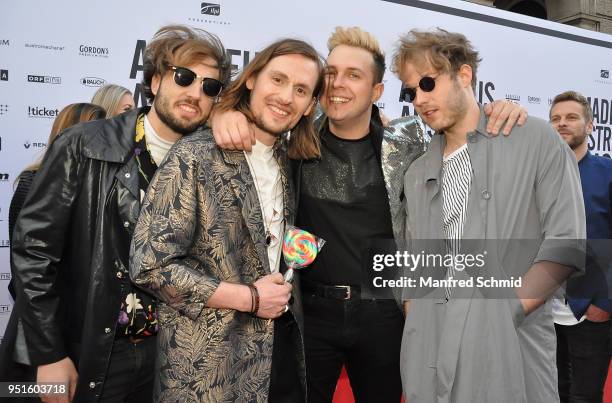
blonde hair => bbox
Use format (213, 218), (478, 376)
(327, 26), (386, 83)
(91, 84), (132, 118)
(392, 28), (481, 90)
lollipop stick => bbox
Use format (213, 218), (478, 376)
(284, 268), (294, 283)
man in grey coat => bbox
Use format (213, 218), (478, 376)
(391, 28), (586, 402)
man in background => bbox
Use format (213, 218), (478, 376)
(550, 90), (612, 403)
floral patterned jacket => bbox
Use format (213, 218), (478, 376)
(129, 129), (303, 402)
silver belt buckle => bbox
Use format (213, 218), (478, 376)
(336, 285), (351, 300)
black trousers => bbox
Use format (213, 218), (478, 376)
(303, 295), (404, 403)
(99, 336), (156, 403)
(556, 320), (611, 403)
(269, 312), (305, 403)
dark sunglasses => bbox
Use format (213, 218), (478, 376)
(168, 65), (224, 98)
(400, 76), (437, 103)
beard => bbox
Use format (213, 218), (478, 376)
(252, 109), (294, 137)
(565, 132), (588, 149)
(153, 86), (206, 135)
(432, 80), (469, 133)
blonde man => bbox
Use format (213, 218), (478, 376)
(393, 28), (585, 403)
(210, 26), (527, 403)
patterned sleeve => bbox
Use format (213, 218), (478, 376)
(129, 138), (220, 321)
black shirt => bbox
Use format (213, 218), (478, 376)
(297, 122), (394, 288)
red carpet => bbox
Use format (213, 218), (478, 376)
(332, 363), (612, 402)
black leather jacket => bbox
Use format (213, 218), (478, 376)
(3, 108), (148, 401)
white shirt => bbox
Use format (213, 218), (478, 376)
(552, 296), (586, 326)
(441, 144), (472, 299)
(244, 140), (284, 273)
(144, 115), (174, 166)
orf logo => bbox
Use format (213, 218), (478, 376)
(601, 70), (610, 79)
(81, 77), (106, 87)
(201, 2), (220, 15)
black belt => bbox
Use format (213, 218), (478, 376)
(302, 282), (361, 300)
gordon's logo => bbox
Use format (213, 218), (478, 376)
(0, 40), (8, 46)
(28, 106), (60, 118)
(0, 70), (7, 81)
(201, 2), (220, 15)
(79, 45), (109, 57)
(27, 74), (61, 84)
(0, 273), (10, 280)
(81, 77), (106, 87)
(527, 96), (541, 104)
(601, 70), (609, 79)
(505, 94), (520, 102)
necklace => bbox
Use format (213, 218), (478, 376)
(244, 150), (283, 246)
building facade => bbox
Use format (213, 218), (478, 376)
(464, 0), (612, 34)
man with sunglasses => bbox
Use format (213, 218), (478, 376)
(1, 25), (228, 403)
(210, 26), (527, 403)
(393, 29), (585, 402)
(130, 38), (325, 402)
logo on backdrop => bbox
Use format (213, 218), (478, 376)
(201, 2), (220, 15)
(528, 96), (541, 104)
(0, 173), (9, 182)
(0, 239), (8, 247)
(0, 273), (10, 281)
(81, 77), (106, 87)
(0, 305), (10, 315)
(25, 42), (65, 52)
(79, 45), (110, 58)
(189, 2), (230, 25)
(505, 94), (521, 102)
(27, 74), (61, 84)
(24, 140), (46, 149)
(601, 70), (610, 79)
(28, 105), (59, 119)
(0, 39), (9, 46)
(0, 70), (7, 81)
(0, 104), (8, 116)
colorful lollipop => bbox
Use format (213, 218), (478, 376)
(282, 226), (325, 282)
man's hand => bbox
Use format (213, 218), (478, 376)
(586, 304), (612, 322)
(209, 108), (254, 151)
(253, 273), (292, 319)
(483, 100), (528, 136)
(37, 357), (78, 403)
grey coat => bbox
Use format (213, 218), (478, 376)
(399, 109), (586, 403)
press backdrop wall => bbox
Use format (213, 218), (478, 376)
(1, 0), (611, 338)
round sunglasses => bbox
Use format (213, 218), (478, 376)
(401, 76), (437, 103)
(168, 65), (224, 98)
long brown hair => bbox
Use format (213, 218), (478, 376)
(216, 38), (325, 160)
(20, 103), (106, 175)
